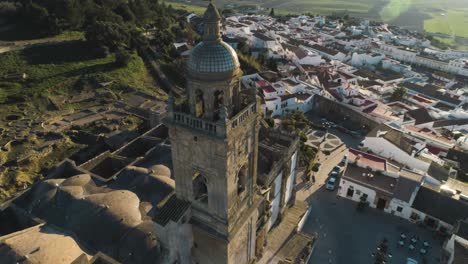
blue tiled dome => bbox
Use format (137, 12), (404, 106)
(188, 41), (240, 74)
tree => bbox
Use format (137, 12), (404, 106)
(237, 53), (261, 74)
(129, 28), (149, 50)
(373, 238), (389, 264)
(53, 0), (86, 30)
(0, 1), (20, 18)
(389, 87), (407, 102)
(85, 21), (131, 51)
(27, 3), (49, 27)
(269, 8), (275, 17)
(264, 117), (275, 128)
(129, 0), (152, 25)
(115, 48), (131, 67)
(115, 3), (136, 22)
(356, 195), (367, 211)
(93, 45), (110, 58)
(237, 40), (250, 55)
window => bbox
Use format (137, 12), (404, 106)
(195, 89), (204, 118)
(410, 212), (420, 220)
(396, 206), (403, 212)
(193, 173), (208, 204)
(237, 165), (248, 195)
(213, 90), (224, 120)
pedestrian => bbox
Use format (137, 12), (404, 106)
(312, 175), (316, 183)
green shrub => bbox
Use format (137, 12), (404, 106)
(115, 49), (132, 67)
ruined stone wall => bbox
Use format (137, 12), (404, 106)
(313, 96), (379, 130)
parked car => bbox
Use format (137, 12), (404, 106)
(333, 165), (341, 172)
(330, 171), (339, 178)
(342, 155), (347, 162)
(326, 176), (337, 190)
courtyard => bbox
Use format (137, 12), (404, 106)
(301, 187), (445, 264)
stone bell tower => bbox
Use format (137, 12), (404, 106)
(165, 3), (261, 263)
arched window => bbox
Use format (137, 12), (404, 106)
(213, 90), (224, 120)
(237, 166), (247, 195)
(193, 172), (208, 204)
(195, 89), (204, 118)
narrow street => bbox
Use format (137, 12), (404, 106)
(296, 145), (347, 201)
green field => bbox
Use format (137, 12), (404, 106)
(165, 1), (207, 15)
(265, 0), (374, 15)
(423, 10), (468, 49)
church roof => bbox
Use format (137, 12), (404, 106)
(0, 224), (92, 264)
(188, 41), (240, 74)
(187, 2), (240, 75)
(203, 3), (221, 22)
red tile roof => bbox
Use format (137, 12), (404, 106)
(262, 85), (276, 93)
(362, 105), (377, 114)
(349, 148), (387, 171)
(406, 126), (453, 144)
(256, 80), (269, 87)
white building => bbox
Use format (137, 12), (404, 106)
(350, 52), (384, 67)
(382, 58), (412, 74)
(404, 125), (455, 151)
(338, 149), (423, 214)
(338, 149), (468, 235)
(362, 129), (430, 173)
(410, 186), (468, 234)
(444, 220), (468, 264)
(448, 59), (468, 77)
(309, 44), (347, 61)
(379, 44), (468, 77)
(293, 46), (324, 66)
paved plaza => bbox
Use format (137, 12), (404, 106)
(301, 187), (445, 264)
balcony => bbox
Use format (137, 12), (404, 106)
(229, 102), (257, 129)
(172, 112), (221, 136)
(169, 102), (257, 137)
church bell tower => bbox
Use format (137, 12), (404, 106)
(165, 3), (261, 263)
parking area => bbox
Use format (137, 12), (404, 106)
(302, 187), (445, 264)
